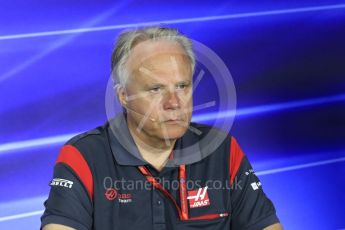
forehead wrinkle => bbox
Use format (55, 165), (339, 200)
(138, 66), (170, 85)
(170, 55), (179, 79)
(127, 43), (192, 87)
(168, 55), (187, 90)
(127, 40), (189, 71)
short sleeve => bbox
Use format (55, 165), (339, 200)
(229, 137), (280, 230)
(41, 145), (93, 230)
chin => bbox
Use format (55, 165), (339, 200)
(158, 125), (187, 140)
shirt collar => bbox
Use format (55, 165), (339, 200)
(106, 113), (202, 166)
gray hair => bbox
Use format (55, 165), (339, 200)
(111, 26), (195, 88)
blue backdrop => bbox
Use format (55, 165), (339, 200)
(1, 1), (345, 229)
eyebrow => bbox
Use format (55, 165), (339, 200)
(144, 83), (165, 88)
(144, 80), (192, 88)
(176, 80), (192, 85)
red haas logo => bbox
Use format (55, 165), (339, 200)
(105, 188), (132, 203)
(187, 186), (210, 208)
(105, 188), (118, 201)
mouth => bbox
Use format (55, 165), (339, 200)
(164, 119), (183, 124)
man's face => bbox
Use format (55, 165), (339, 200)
(121, 40), (193, 143)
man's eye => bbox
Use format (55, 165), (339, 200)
(149, 87), (161, 93)
(176, 83), (189, 90)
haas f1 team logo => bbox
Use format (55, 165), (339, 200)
(105, 188), (118, 200)
(105, 188), (132, 203)
(187, 186), (210, 208)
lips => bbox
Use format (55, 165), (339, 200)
(161, 113), (185, 122)
(164, 120), (182, 124)
(165, 117), (183, 122)
(162, 117), (184, 124)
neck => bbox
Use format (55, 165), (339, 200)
(127, 119), (176, 171)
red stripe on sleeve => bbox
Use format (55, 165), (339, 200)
(229, 137), (245, 186)
(56, 145), (94, 200)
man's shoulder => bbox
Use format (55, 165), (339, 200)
(65, 123), (108, 147)
(57, 123), (112, 167)
(189, 122), (233, 159)
(189, 122), (231, 140)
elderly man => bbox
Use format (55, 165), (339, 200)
(41, 27), (283, 230)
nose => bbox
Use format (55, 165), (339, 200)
(163, 89), (180, 110)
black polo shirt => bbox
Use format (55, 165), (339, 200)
(41, 114), (280, 230)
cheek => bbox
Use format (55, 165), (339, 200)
(180, 93), (193, 105)
(131, 95), (158, 111)
(183, 99), (193, 113)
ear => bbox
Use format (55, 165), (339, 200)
(116, 85), (127, 107)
